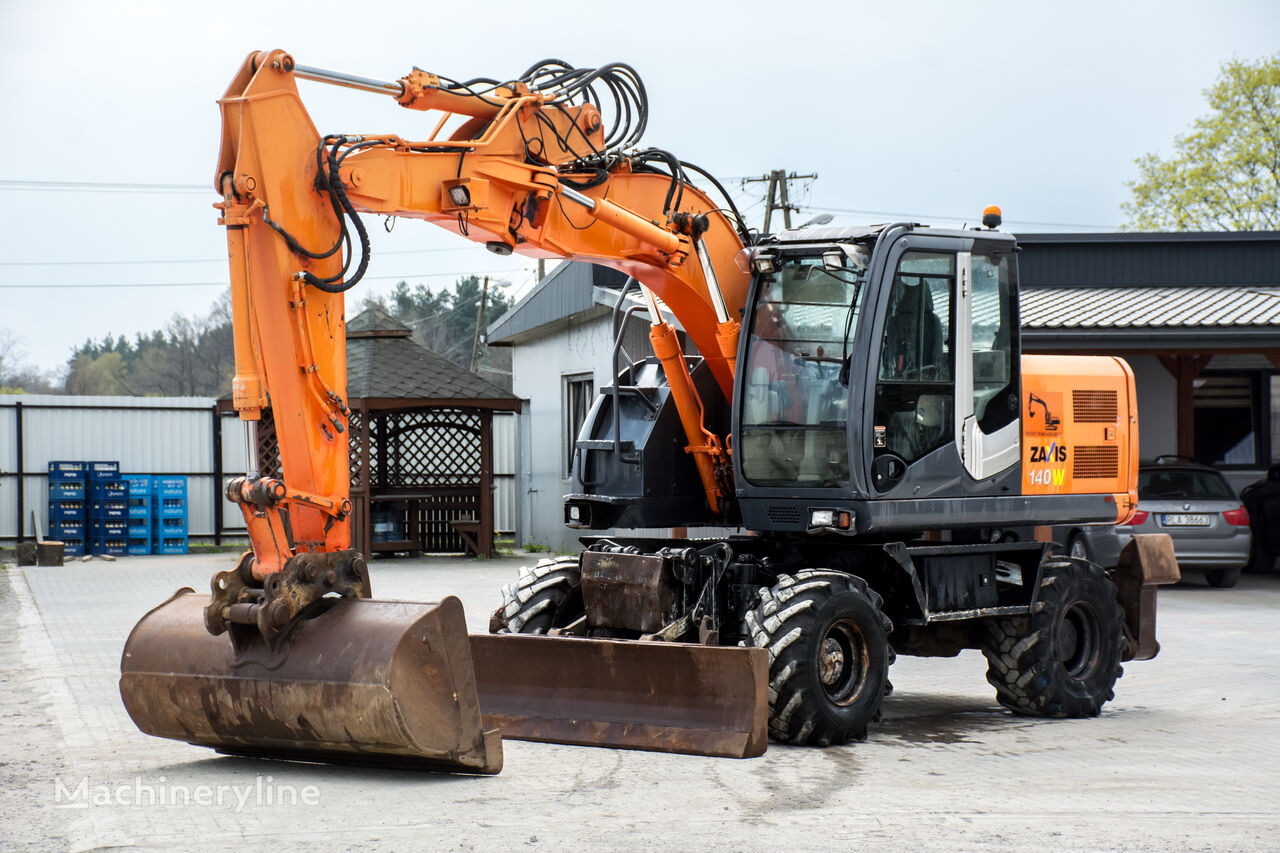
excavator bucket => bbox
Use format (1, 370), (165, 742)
(470, 634), (769, 758)
(120, 588), (502, 774)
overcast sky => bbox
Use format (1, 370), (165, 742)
(2, 0), (1277, 374)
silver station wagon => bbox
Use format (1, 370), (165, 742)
(1065, 458), (1253, 588)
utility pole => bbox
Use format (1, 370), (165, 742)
(470, 275), (490, 373)
(742, 169), (818, 233)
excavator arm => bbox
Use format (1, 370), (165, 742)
(218, 49), (748, 555)
(119, 50), (769, 772)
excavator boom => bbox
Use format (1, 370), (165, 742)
(120, 50), (766, 770)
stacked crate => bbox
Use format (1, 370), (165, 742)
(88, 461), (128, 557)
(151, 476), (188, 555)
(47, 461), (87, 557)
(125, 476), (152, 555)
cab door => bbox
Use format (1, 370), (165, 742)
(868, 247), (961, 496)
(954, 247), (1021, 483)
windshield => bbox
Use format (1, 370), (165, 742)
(741, 253), (866, 487)
(1138, 468), (1236, 501)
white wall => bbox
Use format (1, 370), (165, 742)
(1128, 355), (1178, 461)
(511, 315), (613, 550)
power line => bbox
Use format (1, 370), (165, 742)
(0, 246), (506, 267)
(0, 268), (527, 289)
(0, 178), (207, 194)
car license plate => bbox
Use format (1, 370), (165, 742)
(1162, 513), (1210, 527)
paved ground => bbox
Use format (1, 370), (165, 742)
(2, 551), (1277, 852)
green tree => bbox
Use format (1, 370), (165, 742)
(1123, 54), (1279, 231)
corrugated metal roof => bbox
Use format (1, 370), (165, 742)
(1021, 286), (1280, 329)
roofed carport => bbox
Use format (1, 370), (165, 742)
(1018, 231), (1280, 462)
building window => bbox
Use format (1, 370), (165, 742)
(563, 374), (594, 479)
(1194, 374), (1260, 466)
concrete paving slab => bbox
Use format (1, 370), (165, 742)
(2, 552), (1278, 852)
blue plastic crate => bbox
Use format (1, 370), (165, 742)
(51, 480), (85, 500)
(154, 516), (187, 536)
(87, 461), (121, 481)
(152, 536), (188, 555)
(152, 497), (187, 518)
(124, 475), (150, 495)
(127, 538), (151, 556)
(91, 539), (128, 556)
(61, 538), (85, 557)
(48, 499), (85, 521)
(90, 519), (128, 538)
(127, 515), (151, 534)
(89, 481), (126, 500)
(49, 519), (86, 540)
(152, 476), (187, 498)
(48, 461), (87, 482)
(90, 500), (128, 520)
(127, 496), (150, 518)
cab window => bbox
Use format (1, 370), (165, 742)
(874, 252), (954, 463)
(741, 256), (865, 487)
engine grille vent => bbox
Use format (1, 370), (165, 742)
(1074, 445), (1119, 479)
(766, 505), (803, 525)
(1073, 389), (1119, 423)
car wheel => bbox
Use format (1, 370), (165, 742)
(1068, 533), (1090, 563)
(1204, 567), (1242, 589)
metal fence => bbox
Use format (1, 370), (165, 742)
(0, 395), (516, 544)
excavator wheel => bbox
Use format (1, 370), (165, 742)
(747, 570), (892, 747)
(982, 558), (1125, 718)
(489, 556), (583, 634)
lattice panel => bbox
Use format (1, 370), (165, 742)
(348, 411), (364, 488)
(256, 409), (283, 480)
(372, 409), (483, 489)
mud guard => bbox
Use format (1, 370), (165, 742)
(120, 588), (502, 774)
(1112, 533), (1181, 662)
(471, 634), (769, 758)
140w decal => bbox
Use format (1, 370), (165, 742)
(1028, 442), (1067, 486)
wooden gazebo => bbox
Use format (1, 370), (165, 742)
(227, 306), (520, 557)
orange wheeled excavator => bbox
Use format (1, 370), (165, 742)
(120, 50), (1178, 772)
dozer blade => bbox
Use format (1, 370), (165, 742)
(470, 634), (768, 759)
(120, 588), (501, 774)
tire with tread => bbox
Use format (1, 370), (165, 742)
(982, 558), (1124, 718)
(746, 570), (892, 747)
(489, 556), (583, 634)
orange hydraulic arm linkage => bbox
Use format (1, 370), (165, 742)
(215, 50), (749, 604)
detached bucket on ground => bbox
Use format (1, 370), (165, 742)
(120, 588), (501, 774)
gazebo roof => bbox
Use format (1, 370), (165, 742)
(346, 306), (520, 411)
